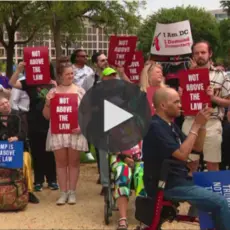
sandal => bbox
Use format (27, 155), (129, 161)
(117, 217), (128, 230)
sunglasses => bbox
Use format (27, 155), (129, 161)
(100, 59), (107, 63)
(77, 55), (88, 58)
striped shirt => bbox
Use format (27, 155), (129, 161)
(209, 66), (230, 119)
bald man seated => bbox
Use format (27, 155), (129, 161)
(142, 87), (230, 230)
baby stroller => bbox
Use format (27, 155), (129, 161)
(104, 153), (118, 225)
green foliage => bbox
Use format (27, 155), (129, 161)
(220, 0), (230, 17)
(0, 61), (6, 73)
(35, 1), (145, 58)
(0, 1), (145, 75)
(217, 19), (230, 66)
(0, 1), (47, 77)
(0, 1), (45, 47)
(137, 6), (220, 57)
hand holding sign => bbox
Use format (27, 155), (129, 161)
(46, 90), (56, 106)
(72, 127), (81, 134)
(8, 137), (19, 143)
(194, 107), (212, 127)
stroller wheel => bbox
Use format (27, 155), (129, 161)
(104, 188), (113, 224)
(104, 202), (110, 225)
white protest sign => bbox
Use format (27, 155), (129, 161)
(150, 20), (193, 56)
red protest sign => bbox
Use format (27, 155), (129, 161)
(179, 68), (211, 116)
(147, 86), (160, 116)
(24, 46), (50, 85)
(108, 35), (137, 67)
(124, 51), (144, 84)
(50, 94), (78, 134)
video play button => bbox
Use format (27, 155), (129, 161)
(104, 100), (133, 132)
(78, 79), (151, 152)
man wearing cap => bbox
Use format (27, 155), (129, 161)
(91, 52), (132, 84)
(94, 67), (118, 195)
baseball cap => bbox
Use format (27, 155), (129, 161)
(102, 67), (117, 77)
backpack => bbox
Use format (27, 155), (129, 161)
(0, 168), (28, 211)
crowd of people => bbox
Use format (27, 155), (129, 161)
(0, 40), (230, 230)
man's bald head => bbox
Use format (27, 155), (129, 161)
(153, 87), (176, 109)
(153, 87), (182, 119)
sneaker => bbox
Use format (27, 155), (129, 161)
(29, 192), (40, 204)
(67, 190), (76, 205)
(48, 182), (59, 190)
(56, 192), (68, 205)
(85, 152), (95, 161)
(34, 183), (43, 192)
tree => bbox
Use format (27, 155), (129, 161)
(40, 1), (145, 60)
(0, 1), (45, 77)
(220, 0), (230, 18)
(137, 6), (220, 58)
(218, 19), (230, 66)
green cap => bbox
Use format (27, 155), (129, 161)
(102, 67), (117, 77)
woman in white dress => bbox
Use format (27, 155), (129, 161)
(43, 56), (88, 205)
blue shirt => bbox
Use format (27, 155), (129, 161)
(143, 115), (188, 197)
(0, 75), (12, 89)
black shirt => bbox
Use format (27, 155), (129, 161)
(0, 110), (28, 150)
(21, 79), (53, 133)
(143, 115), (188, 197)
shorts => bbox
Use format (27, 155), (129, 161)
(182, 118), (222, 163)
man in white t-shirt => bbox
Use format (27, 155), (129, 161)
(71, 49), (95, 161)
(10, 75), (30, 112)
(71, 49), (95, 92)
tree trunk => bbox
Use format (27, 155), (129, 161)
(6, 41), (15, 78)
(52, 14), (62, 61)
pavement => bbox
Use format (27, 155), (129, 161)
(0, 163), (200, 230)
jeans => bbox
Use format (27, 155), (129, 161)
(164, 181), (230, 230)
(98, 149), (109, 187)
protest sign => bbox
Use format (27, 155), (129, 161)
(193, 170), (230, 229)
(179, 68), (210, 116)
(147, 86), (160, 116)
(150, 20), (193, 56)
(124, 51), (144, 84)
(51, 94), (78, 134)
(24, 46), (50, 85)
(108, 35), (137, 67)
(0, 141), (23, 169)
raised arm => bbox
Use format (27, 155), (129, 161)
(172, 108), (211, 161)
(43, 89), (56, 120)
(9, 62), (25, 89)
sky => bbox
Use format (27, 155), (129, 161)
(140, 0), (222, 18)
